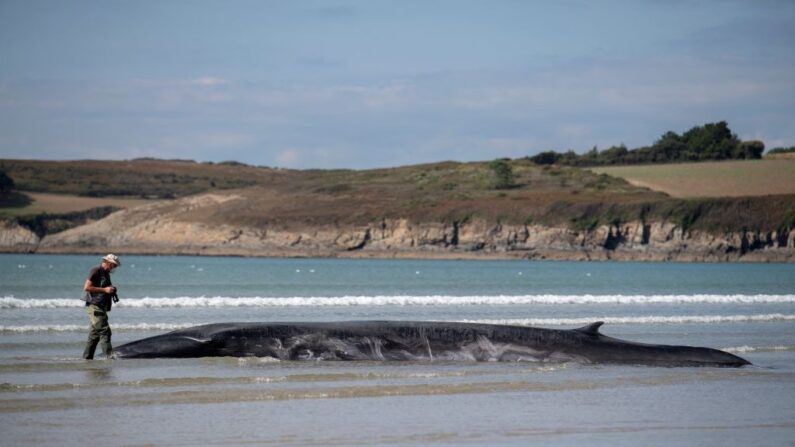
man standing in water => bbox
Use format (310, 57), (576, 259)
(82, 254), (120, 359)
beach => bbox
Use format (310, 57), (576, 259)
(1, 254), (794, 445)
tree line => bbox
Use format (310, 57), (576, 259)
(529, 122), (765, 166)
(767, 146), (795, 155)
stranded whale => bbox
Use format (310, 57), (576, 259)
(114, 320), (750, 367)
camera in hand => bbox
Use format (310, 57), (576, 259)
(110, 287), (119, 303)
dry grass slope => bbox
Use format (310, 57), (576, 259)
(0, 192), (155, 216)
(590, 160), (795, 198)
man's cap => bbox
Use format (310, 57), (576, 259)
(102, 254), (121, 266)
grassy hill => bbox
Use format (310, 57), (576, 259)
(2, 158), (794, 237)
(0, 158), (282, 198)
(1, 157), (661, 224)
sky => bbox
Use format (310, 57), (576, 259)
(1, 0), (794, 169)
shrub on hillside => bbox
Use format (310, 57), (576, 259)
(488, 159), (516, 190)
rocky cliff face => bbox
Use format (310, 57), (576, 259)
(2, 192), (793, 261)
(0, 220), (39, 252)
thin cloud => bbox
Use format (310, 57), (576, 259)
(314, 5), (358, 19)
(191, 77), (230, 87)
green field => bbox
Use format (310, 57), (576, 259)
(590, 160), (795, 198)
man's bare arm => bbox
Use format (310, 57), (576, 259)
(84, 279), (114, 294)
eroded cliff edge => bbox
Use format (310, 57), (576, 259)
(2, 193), (793, 262)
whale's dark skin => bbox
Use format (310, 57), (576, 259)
(114, 321), (751, 367)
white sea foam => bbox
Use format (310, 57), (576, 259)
(723, 345), (793, 353)
(460, 314), (795, 326)
(0, 323), (198, 333)
(1, 314), (793, 333)
(2, 294), (795, 309)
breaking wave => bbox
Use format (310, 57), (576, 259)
(0, 323), (198, 333)
(2, 314), (793, 333)
(2, 294), (795, 309)
(723, 345), (794, 354)
(462, 314), (795, 326)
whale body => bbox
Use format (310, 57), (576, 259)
(114, 320), (751, 367)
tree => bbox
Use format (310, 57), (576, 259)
(529, 151), (561, 165)
(524, 122), (760, 166)
(736, 141), (764, 159)
(488, 159), (516, 189)
(0, 170), (14, 194)
(651, 131), (687, 162)
(559, 150), (580, 165)
(682, 121), (739, 160)
(767, 146), (795, 155)
(580, 146), (599, 166)
(599, 145), (629, 165)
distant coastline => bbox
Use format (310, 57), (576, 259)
(2, 156), (794, 263)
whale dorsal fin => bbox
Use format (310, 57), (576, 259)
(575, 321), (604, 336)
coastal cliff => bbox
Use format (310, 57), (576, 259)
(0, 220), (39, 253)
(2, 193), (793, 261)
(2, 159), (794, 262)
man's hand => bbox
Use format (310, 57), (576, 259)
(104, 286), (116, 294)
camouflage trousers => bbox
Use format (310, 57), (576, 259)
(83, 304), (112, 359)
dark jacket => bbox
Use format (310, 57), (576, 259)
(81, 266), (113, 311)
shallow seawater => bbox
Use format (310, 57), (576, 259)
(1, 254), (794, 445)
